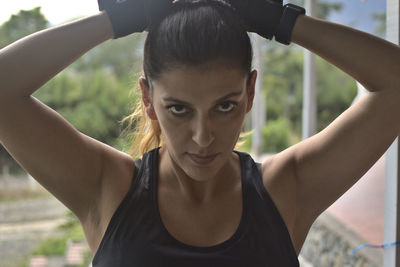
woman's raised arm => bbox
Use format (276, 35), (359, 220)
(0, 2), (174, 254)
(0, 11), (123, 254)
(278, 13), (400, 252)
(291, 15), (400, 92)
(228, 0), (400, 253)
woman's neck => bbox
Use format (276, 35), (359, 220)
(158, 146), (241, 204)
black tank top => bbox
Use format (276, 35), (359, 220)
(92, 147), (299, 266)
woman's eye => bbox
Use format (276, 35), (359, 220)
(168, 105), (188, 115)
(217, 102), (236, 113)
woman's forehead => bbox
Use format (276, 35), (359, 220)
(152, 64), (248, 99)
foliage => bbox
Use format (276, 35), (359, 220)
(262, 118), (292, 152)
(242, 118), (294, 153)
(58, 210), (82, 231)
(31, 211), (85, 257)
(32, 236), (68, 256)
(0, 7), (48, 48)
(315, 57), (357, 131)
(262, 44), (304, 134)
(260, 41), (357, 142)
(80, 249), (94, 267)
(71, 33), (145, 80)
(32, 69), (139, 148)
(0, 146), (28, 175)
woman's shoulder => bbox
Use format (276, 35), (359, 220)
(101, 147), (137, 217)
(259, 149), (299, 247)
(84, 147), (136, 254)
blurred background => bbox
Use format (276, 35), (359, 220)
(0, 0), (387, 266)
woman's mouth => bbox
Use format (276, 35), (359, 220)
(187, 153), (219, 165)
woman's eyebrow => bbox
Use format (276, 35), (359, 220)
(162, 90), (243, 105)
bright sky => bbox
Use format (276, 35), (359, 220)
(0, 1), (98, 25)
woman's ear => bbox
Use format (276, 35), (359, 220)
(245, 70), (257, 113)
(139, 77), (158, 120)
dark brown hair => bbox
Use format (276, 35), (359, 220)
(144, 0), (253, 81)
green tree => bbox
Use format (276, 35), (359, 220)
(262, 46), (304, 131)
(71, 33), (145, 80)
(0, 7), (48, 48)
(316, 57), (357, 131)
(261, 45), (357, 141)
(33, 69), (138, 149)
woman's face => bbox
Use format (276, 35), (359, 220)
(140, 62), (257, 181)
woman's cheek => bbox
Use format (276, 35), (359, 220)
(159, 115), (189, 142)
(216, 112), (245, 143)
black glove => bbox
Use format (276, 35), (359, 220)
(228, 0), (305, 45)
(98, 0), (174, 38)
(227, 0), (284, 40)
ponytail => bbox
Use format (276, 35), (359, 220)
(120, 75), (164, 158)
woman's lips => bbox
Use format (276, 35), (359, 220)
(187, 153), (219, 165)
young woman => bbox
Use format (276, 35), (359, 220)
(0, 0), (398, 266)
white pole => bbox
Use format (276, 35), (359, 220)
(251, 33), (266, 157)
(384, 1), (400, 266)
(302, 0), (317, 139)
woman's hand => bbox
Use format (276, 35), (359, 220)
(98, 0), (175, 38)
(227, 0), (283, 40)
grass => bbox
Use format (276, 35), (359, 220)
(32, 212), (86, 256)
(25, 211), (93, 266)
(31, 236), (69, 256)
(80, 249), (94, 267)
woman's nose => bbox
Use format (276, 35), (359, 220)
(191, 115), (215, 148)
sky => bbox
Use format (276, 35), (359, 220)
(0, 0), (386, 34)
(0, 1), (98, 26)
(323, 0), (385, 34)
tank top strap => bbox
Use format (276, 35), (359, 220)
(126, 149), (155, 195)
(233, 150), (265, 197)
(234, 150), (299, 266)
